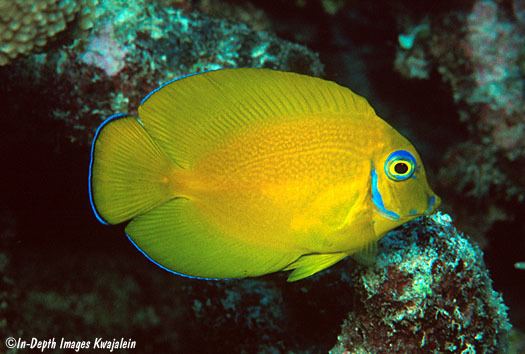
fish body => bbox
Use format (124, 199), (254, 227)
(89, 68), (440, 281)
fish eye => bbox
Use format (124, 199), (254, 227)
(394, 162), (409, 174)
(384, 150), (416, 181)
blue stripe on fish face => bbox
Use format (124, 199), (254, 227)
(371, 168), (400, 221)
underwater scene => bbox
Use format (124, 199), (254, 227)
(1, 0), (525, 353)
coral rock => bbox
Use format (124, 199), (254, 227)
(394, 0), (525, 240)
(332, 212), (511, 353)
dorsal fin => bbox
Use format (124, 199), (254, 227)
(137, 68), (374, 168)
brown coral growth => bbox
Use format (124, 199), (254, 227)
(0, 0), (98, 66)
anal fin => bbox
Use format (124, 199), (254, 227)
(126, 198), (297, 279)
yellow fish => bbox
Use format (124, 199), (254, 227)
(89, 68), (440, 281)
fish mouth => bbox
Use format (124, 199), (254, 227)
(425, 194), (440, 214)
(405, 194), (441, 218)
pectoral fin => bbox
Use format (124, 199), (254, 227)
(284, 252), (348, 282)
(351, 240), (378, 266)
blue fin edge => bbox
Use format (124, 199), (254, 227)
(88, 113), (129, 225)
(139, 68), (221, 107)
(125, 233), (223, 281)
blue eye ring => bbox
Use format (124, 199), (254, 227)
(384, 150), (416, 181)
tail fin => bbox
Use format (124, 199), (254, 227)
(89, 114), (177, 225)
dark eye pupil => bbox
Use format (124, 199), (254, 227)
(394, 162), (409, 174)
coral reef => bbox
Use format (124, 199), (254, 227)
(394, 0), (525, 238)
(0, 1), (517, 352)
(183, 279), (292, 352)
(14, 251), (187, 352)
(331, 212), (511, 353)
(0, 0), (98, 66)
(12, 249), (325, 353)
(1, 0), (323, 145)
(194, 0), (272, 31)
(395, 21), (431, 79)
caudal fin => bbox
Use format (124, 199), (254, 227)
(89, 114), (177, 225)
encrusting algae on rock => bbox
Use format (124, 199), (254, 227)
(89, 68), (440, 281)
(331, 212), (511, 353)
